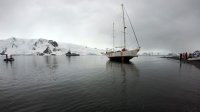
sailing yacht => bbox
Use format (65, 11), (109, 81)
(105, 4), (140, 62)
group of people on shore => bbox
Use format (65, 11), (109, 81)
(179, 52), (196, 61)
(179, 50), (200, 61)
(179, 52), (189, 61)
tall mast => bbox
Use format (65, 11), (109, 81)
(113, 22), (115, 51)
(121, 4), (126, 49)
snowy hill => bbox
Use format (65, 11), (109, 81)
(0, 37), (104, 55)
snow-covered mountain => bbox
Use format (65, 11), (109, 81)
(0, 37), (104, 55)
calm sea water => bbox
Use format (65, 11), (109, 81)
(0, 56), (200, 112)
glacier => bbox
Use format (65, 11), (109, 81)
(0, 37), (104, 56)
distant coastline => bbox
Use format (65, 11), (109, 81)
(0, 37), (104, 56)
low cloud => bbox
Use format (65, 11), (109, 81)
(0, 0), (199, 53)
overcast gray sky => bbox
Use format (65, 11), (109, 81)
(0, 0), (199, 53)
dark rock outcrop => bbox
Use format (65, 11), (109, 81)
(53, 48), (61, 51)
(10, 37), (16, 42)
(0, 50), (5, 55)
(48, 40), (58, 47)
(34, 39), (48, 47)
(12, 44), (18, 48)
(0, 48), (7, 55)
(43, 46), (52, 54)
(34, 42), (38, 47)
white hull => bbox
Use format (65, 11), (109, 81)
(106, 48), (140, 62)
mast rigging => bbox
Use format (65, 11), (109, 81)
(124, 7), (140, 48)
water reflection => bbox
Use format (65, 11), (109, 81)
(191, 62), (200, 69)
(5, 61), (13, 69)
(66, 56), (71, 63)
(106, 61), (139, 78)
(44, 56), (58, 70)
(44, 56), (58, 81)
(52, 56), (58, 69)
(179, 61), (182, 73)
(106, 61), (140, 110)
(32, 56), (38, 68)
(45, 56), (51, 68)
(106, 61), (139, 85)
(178, 60), (200, 71)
